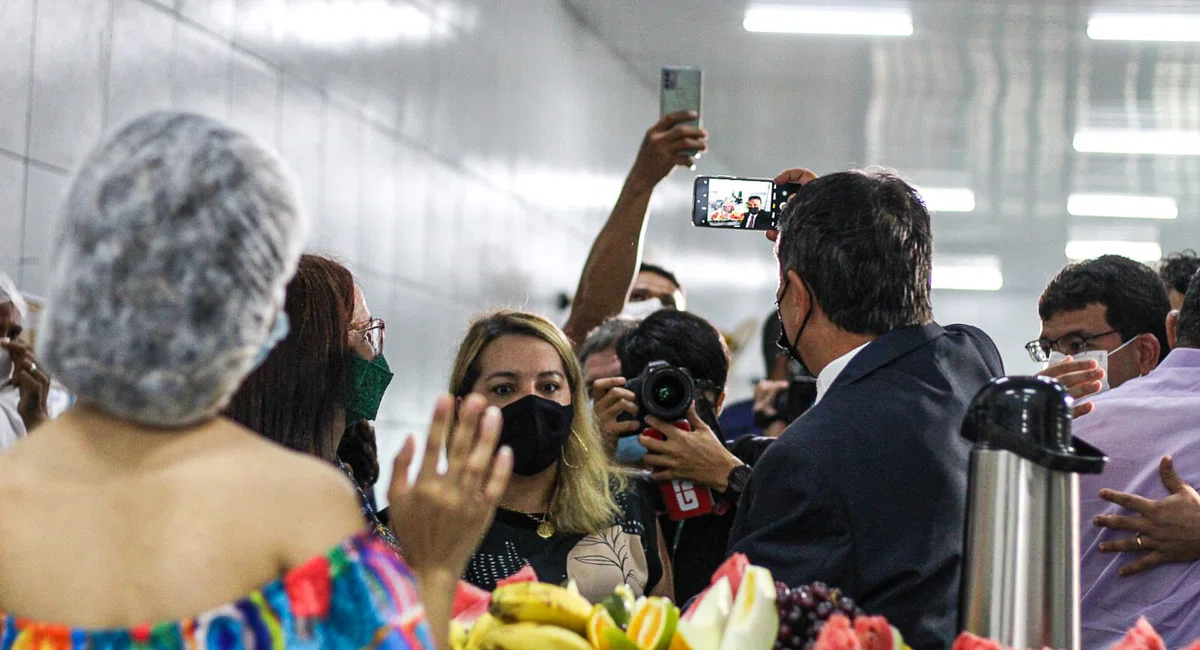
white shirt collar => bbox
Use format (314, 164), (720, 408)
(813, 342), (871, 405)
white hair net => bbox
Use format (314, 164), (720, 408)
(0, 273), (27, 319)
(37, 111), (307, 427)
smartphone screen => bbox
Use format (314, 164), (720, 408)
(693, 176), (778, 230)
(661, 66), (702, 156)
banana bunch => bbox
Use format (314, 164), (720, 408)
(454, 581), (596, 650)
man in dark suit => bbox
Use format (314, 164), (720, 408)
(727, 168), (1004, 650)
(742, 195), (767, 229)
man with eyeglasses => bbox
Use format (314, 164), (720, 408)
(1029, 255), (1171, 415)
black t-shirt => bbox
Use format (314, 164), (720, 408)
(464, 484), (662, 603)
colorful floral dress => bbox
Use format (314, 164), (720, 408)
(0, 532), (434, 650)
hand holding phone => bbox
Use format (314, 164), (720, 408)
(630, 112), (708, 188)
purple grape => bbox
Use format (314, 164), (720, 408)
(795, 588), (815, 609)
(779, 624), (792, 639)
(815, 601), (834, 618)
(811, 582), (829, 600)
(838, 596), (857, 615)
(802, 642), (815, 650)
(774, 643), (787, 650)
(786, 609), (802, 625)
(811, 621), (825, 638)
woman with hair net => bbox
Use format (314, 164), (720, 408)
(0, 273), (51, 449)
(0, 111), (513, 650)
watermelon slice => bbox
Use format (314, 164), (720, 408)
(495, 565), (539, 588)
(813, 614), (862, 650)
(1181, 639), (1200, 650)
(684, 554), (750, 622)
(1111, 617), (1166, 650)
(950, 632), (1001, 650)
(854, 616), (900, 650)
(451, 580), (491, 623)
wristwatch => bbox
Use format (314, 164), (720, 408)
(725, 463), (752, 496)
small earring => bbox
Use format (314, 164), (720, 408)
(572, 431), (589, 453)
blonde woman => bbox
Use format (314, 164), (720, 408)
(450, 310), (673, 602)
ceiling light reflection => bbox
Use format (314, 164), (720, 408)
(1073, 129), (1200, 156)
(1067, 194), (1178, 220)
(931, 256), (1003, 291)
(1065, 240), (1162, 263)
(267, 0), (456, 48)
(1088, 13), (1200, 42)
(915, 187), (976, 213)
(743, 6), (913, 36)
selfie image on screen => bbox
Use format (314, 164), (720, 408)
(706, 178), (774, 230)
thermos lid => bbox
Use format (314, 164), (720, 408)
(961, 376), (1107, 474)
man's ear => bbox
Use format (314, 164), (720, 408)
(715, 390), (727, 417)
(1135, 332), (1162, 376)
(1167, 310), (1181, 351)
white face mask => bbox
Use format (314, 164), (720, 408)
(619, 298), (667, 321)
(1045, 337), (1137, 395)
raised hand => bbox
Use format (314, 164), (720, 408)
(1037, 355), (1103, 419)
(1, 338), (50, 430)
(591, 376), (641, 449)
(628, 111), (708, 190)
(388, 394), (513, 648)
(1093, 456), (1200, 576)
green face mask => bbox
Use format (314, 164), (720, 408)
(345, 353), (394, 423)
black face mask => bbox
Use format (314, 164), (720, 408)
(776, 276), (813, 374)
(499, 395), (575, 476)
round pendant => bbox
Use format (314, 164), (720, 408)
(537, 521), (555, 539)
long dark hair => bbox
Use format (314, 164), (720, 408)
(227, 254), (355, 460)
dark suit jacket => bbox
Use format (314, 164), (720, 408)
(727, 322), (1003, 650)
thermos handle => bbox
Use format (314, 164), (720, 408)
(969, 421), (1107, 475)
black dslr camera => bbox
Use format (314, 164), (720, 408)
(617, 360), (695, 433)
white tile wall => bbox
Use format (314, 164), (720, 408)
(3, 0), (741, 503)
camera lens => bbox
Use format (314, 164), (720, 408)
(653, 376), (687, 410)
(641, 364), (694, 422)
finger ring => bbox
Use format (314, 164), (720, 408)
(28, 363), (36, 373)
(1136, 533), (1144, 550)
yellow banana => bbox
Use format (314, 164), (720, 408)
(466, 613), (503, 650)
(489, 582), (593, 634)
(480, 623), (593, 650)
(450, 620), (469, 650)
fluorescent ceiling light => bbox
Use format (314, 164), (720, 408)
(264, 0), (455, 47)
(915, 186), (976, 213)
(932, 256), (1003, 291)
(1067, 194), (1178, 220)
(743, 6), (913, 36)
(1065, 240), (1162, 263)
(1073, 129), (1200, 156)
(1088, 13), (1200, 42)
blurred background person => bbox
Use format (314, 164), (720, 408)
(0, 273), (49, 449)
(227, 253), (396, 549)
(0, 111), (509, 650)
(1032, 255), (1172, 406)
(1160, 250), (1200, 311)
(1077, 266), (1200, 649)
(450, 310), (672, 602)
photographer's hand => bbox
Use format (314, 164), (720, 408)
(765, 168), (820, 243)
(592, 377), (641, 449)
(642, 404), (742, 492)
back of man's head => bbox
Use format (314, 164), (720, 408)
(1159, 250), (1200, 307)
(1174, 270), (1200, 349)
(1039, 255), (1171, 362)
(777, 169), (933, 335)
(617, 309), (729, 395)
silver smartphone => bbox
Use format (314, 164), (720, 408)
(660, 66), (702, 157)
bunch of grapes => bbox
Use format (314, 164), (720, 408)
(773, 581), (864, 650)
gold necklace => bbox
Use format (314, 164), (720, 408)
(499, 502), (556, 539)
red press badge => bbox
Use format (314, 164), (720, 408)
(644, 422), (715, 520)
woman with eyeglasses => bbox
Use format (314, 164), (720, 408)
(227, 254), (397, 547)
(450, 310), (674, 602)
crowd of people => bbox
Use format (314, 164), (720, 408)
(0, 107), (1198, 650)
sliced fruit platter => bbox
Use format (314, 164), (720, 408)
(448, 555), (911, 650)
